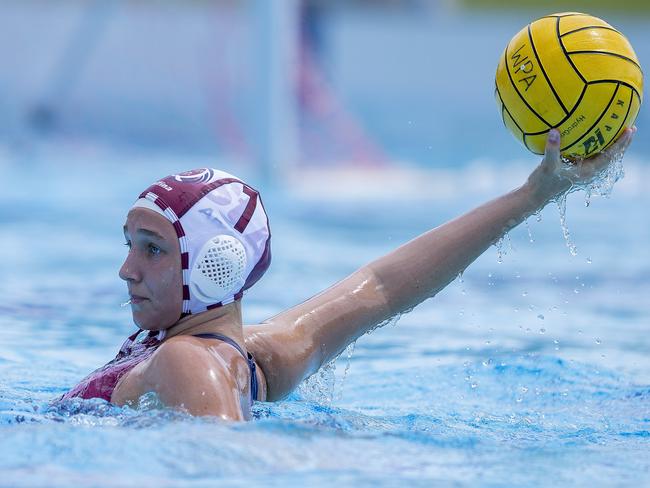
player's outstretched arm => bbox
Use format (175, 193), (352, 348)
(368, 127), (634, 315)
(246, 128), (635, 401)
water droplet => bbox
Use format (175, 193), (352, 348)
(595, 338), (601, 345)
(495, 237), (506, 263)
(524, 219), (534, 243)
(470, 382), (478, 389)
(505, 232), (514, 253)
(556, 195), (578, 256)
(539, 327), (546, 334)
(522, 291), (528, 297)
(537, 314), (545, 320)
(586, 257), (592, 264)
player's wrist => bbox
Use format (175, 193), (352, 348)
(522, 168), (571, 210)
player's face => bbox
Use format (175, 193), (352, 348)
(119, 208), (183, 330)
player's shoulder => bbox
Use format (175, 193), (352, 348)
(149, 335), (231, 382)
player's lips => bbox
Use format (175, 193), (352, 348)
(129, 294), (149, 304)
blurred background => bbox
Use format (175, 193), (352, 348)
(1, 5), (649, 485)
(0, 0), (647, 184)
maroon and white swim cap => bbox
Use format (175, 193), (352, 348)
(132, 168), (271, 315)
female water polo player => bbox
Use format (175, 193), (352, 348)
(62, 128), (635, 420)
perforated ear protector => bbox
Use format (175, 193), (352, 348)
(189, 235), (248, 304)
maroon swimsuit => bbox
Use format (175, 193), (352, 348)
(62, 330), (161, 402)
(62, 330), (259, 404)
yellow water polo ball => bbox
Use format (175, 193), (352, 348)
(495, 12), (643, 159)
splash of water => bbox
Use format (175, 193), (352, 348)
(494, 231), (515, 263)
(366, 312), (403, 335)
(298, 361), (337, 405)
(301, 313), (403, 404)
(457, 271), (467, 295)
(495, 237), (504, 263)
(577, 149), (625, 200)
(524, 218), (534, 243)
(556, 194), (577, 256)
(553, 149), (625, 256)
(336, 341), (357, 401)
(136, 391), (164, 410)
(505, 231), (514, 252)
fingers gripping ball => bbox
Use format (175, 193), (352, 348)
(495, 12), (643, 159)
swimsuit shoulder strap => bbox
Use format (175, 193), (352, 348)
(191, 333), (259, 403)
(192, 332), (246, 357)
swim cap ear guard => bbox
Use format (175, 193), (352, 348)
(132, 168), (271, 315)
(191, 235), (247, 303)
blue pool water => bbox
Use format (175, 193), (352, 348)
(1, 144), (649, 486)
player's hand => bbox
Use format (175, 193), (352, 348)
(527, 126), (635, 204)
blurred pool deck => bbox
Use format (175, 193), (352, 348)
(0, 0), (647, 172)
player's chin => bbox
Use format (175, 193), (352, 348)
(132, 305), (179, 331)
(131, 308), (161, 331)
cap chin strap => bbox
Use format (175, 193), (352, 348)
(190, 235), (248, 304)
